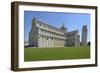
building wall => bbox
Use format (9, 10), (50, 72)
(29, 18), (80, 47)
(37, 20), (66, 47)
(65, 30), (80, 47)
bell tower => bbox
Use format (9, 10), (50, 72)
(81, 25), (87, 46)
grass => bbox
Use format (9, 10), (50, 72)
(24, 46), (90, 62)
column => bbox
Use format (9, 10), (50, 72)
(48, 37), (50, 47)
(38, 35), (41, 47)
(40, 36), (42, 47)
(43, 36), (45, 47)
(44, 36), (46, 47)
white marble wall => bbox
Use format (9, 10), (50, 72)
(38, 35), (65, 48)
(29, 19), (80, 47)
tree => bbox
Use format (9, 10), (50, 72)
(88, 42), (90, 46)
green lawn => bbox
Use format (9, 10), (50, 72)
(24, 46), (90, 62)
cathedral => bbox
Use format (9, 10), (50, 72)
(28, 18), (87, 47)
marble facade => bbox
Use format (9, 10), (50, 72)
(28, 18), (86, 47)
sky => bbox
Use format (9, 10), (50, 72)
(24, 11), (90, 42)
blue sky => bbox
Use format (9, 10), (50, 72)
(24, 11), (90, 42)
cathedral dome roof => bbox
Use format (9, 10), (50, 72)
(61, 23), (66, 29)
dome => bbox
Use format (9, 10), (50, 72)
(60, 23), (67, 33)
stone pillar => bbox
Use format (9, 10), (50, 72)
(43, 36), (45, 47)
(38, 35), (41, 47)
(44, 36), (46, 47)
(49, 37), (52, 47)
(40, 36), (42, 47)
(45, 37), (48, 47)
